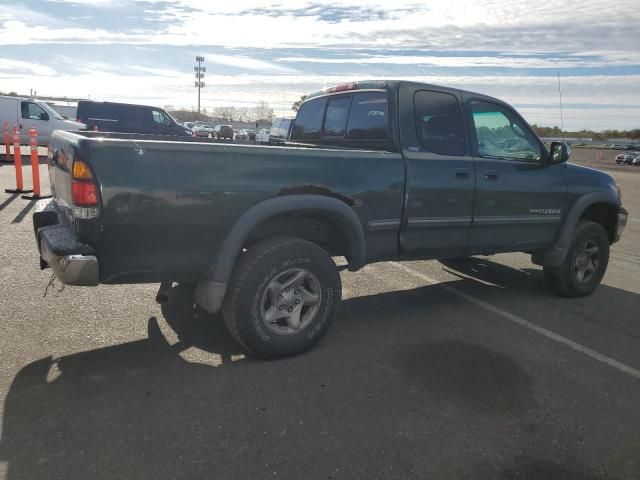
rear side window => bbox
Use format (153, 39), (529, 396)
(414, 90), (466, 156)
(323, 95), (351, 136)
(347, 92), (388, 139)
(86, 103), (118, 120)
(291, 98), (326, 140)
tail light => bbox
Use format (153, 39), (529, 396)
(72, 182), (98, 205)
(71, 159), (99, 219)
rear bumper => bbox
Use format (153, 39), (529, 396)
(33, 199), (99, 286)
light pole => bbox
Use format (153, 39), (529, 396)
(194, 56), (205, 115)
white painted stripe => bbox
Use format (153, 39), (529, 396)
(389, 261), (640, 380)
(628, 217), (640, 224)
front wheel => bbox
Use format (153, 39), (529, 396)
(222, 236), (341, 359)
(543, 220), (610, 297)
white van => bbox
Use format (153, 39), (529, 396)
(0, 96), (85, 145)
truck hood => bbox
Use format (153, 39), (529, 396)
(565, 162), (620, 203)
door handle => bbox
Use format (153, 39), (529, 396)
(455, 168), (470, 179)
(484, 170), (499, 181)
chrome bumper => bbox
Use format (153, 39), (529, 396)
(39, 238), (99, 286)
(34, 198), (99, 286)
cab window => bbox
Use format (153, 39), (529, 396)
(346, 92), (388, 139)
(152, 109), (171, 126)
(291, 97), (326, 140)
(323, 96), (351, 137)
(414, 90), (466, 156)
(21, 102), (48, 121)
(470, 100), (542, 162)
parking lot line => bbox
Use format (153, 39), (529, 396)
(389, 261), (640, 380)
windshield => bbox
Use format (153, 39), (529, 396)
(166, 113), (179, 125)
(39, 102), (64, 120)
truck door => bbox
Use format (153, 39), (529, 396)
(19, 100), (53, 144)
(398, 84), (475, 258)
(465, 97), (567, 253)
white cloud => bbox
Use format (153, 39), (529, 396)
(277, 55), (629, 68)
(0, 0), (638, 130)
(201, 54), (296, 73)
(1, 0), (638, 58)
(0, 58), (56, 76)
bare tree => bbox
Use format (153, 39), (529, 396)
(252, 101), (275, 123)
(238, 107), (250, 123)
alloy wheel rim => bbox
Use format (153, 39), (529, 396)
(573, 239), (600, 284)
(260, 268), (322, 335)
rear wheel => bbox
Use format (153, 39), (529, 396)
(222, 236), (341, 359)
(543, 220), (609, 297)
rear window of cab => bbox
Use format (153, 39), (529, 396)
(291, 91), (390, 148)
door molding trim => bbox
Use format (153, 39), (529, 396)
(407, 217), (472, 227)
(367, 219), (401, 231)
(472, 215), (561, 225)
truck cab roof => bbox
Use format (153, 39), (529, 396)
(304, 80), (506, 107)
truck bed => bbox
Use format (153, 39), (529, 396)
(44, 130), (405, 283)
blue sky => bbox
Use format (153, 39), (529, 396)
(1, 0), (639, 130)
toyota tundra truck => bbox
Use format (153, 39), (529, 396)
(32, 80), (628, 358)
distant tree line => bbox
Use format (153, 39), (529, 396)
(0, 91), (18, 96)
(531, 124), (640, 141)
(169, 101), (275, 124)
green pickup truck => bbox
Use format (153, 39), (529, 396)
(33, 80), (628, 358)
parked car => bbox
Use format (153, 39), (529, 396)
(0, 95), (84, 145)
(76, 100), (191, 136)
(611, 144), (627, 150)
(269, 117), (293, 144)
(192, 125), (213, 138)
(615, 153), (626, 164)
(213, 125), (233, 139)
(622, 153), (638, 165)
(235, 129), (256, 141)
(183, 121), (195, 130)
(34, 80), (628, 359)
(256, 128), (270, 144)
(632, 155), (640, 166)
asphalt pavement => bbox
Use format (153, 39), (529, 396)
(0, 153), (639, 479)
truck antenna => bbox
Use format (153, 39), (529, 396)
(557, 72), (565, 140)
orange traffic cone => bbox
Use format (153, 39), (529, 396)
(5, 126), (33, 194)
(22, 128), (51, 200)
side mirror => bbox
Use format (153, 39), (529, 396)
(39, 112), (50, 121)
(549, 141), (570, 163)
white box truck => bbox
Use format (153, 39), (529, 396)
(0, 96), (85, 145)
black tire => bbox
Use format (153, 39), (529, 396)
(543, 220), (609, 297)
(222, 236), (341, 359)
